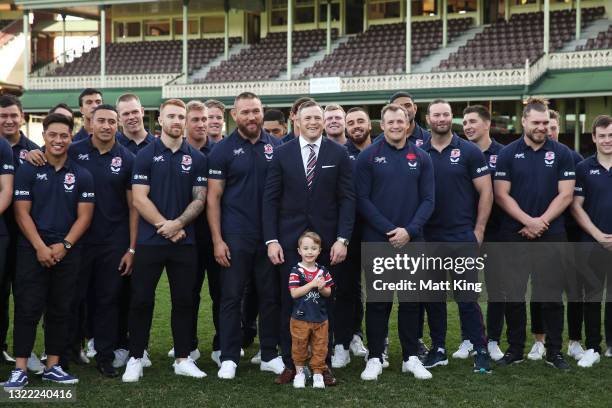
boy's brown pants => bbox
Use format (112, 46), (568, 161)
(290, 318), (328, 374)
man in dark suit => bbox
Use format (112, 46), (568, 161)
(263, 100), (355, 385)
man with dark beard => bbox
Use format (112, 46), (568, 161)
(207, 92), (284, 380)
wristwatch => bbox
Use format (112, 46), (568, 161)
(337, 237), (349, 247)
(62, 239), (73, 250)
(128, 248), (136, 255)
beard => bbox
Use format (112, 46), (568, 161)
(431, 123), (451, 136)
(237, 120), (261, 139)
(525, 128), (547, 144)
(163, 124), (184, 139)
(349, 128), (371, 145)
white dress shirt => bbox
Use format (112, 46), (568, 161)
(299, 135), (322, 176)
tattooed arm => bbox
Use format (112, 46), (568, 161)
(156, 186), (207, 239)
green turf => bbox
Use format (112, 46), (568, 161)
(4, 275), (611, 408)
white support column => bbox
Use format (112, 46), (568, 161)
(287, 0), (293, 80)
(575, 0), (581, 40)
(224, 3), (229, 59)
(505, 0), (510, 22)
(574, 98), (581, 154)
(100, 6), (106, 88)
(363, 0), (368, 32)
(405, 0), (411, 73)
(182, 0), (189, 82)
(476, 0), (483, 26)
(61, 13), (66, 65)
(543, 0), (550, 55)
(442, 0), (448, 48)
(22, 11), (28, 89)
(326, 0), (331, 54)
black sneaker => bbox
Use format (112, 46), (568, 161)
(417, 339), (429, 361)
(96, 360), (118, 378)
(473, 349), (492, 374)
(496, 351), (524, 366)
(422, 349), (448, 368)
(545, 353), (570, 370)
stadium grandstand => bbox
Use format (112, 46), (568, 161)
(0, 0), (610, 152)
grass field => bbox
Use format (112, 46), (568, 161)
(4, 275), (611, 408)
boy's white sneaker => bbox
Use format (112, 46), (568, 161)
(331, 345), (350, 368)
(577, 349), (600, 368)
(487, 341), (504, 361)
(174, 358), (206, 378)
(567, 340), (585, 361)
(122, 357), (143, 382)
(312, 373), (325, 388)
(527, 341), (545, 360)
(293, 371), (305, 388)
(217, 360), (237, 379)
(360, 358), (383, 381)
(452, 340), (474, 359)
(260, 356), (285, 374)
(402, 356), (432, 380)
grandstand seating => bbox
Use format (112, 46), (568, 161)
(51, 37), (241, 76)
(0, 20), (20, 49)
(301, 18), (472, 78)
(436, 7), (605, 71)
(577, 23), (612, 50)
(200, 28), (338, 83)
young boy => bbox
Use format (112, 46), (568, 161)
(289, 231), (333, 389)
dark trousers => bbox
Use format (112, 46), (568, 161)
(423, 231), (487, 351)
(0, 235), (10, 352)
(219, 234), (280, 364)
(79, 245), (124, 363)
(366, 301), (420, 361)
(117, 276), (130, 349)
(333, 243), (361, 349)
(280, 247), (335, 369)
(502, 233), (566, 356)
(194, 237), (221, 351)
(128, 244), (196, 359)
(241, 277), (258, 348)
(13, 246), (80, 358)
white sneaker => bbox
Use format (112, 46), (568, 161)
(402, 356), (432, 380)
(240, 348), (245, 357)
(605, 346), (612, 358)
(174, 358), (206, 378)
(527, 341), (545, 360)
(167, 347), (175, 358)
(382, 352), (390, 368)
(141, 350), (152, 368)
(86, 339), (96, 359)
(190, 349), (201, 361)
(312, 373), (325, 388)
(331, 345), (350, 368)
(122, 357), (143, 382)
(113, 349), (129, 368)
(567, 340), (585, 361)
(577, 349), (600, 368)
(452, 340), (474, 359)
(350, 335), (368, 357)
(211, 350), (221, 368)
(217, 360), (237, 379)
(360, 358), (383, 381)
(250, 350), (261, 365)
(27, 352), (45, 374)
(293, 371), (305, 388)
(40, 352), (47, 362)
(260, 356), (285, 374)
(77, 349), (90, 364)
(487, 341), (504, 361)
(2, 350), (15, 363)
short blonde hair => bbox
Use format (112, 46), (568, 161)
(186, 100), (207, 114)
(160, 98), (186, 112)
(298, 230), (322, 247)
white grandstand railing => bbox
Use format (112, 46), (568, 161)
(548, 49), (612, 70)
(28, 73), (181, 90)
(163, 80), (311, 98)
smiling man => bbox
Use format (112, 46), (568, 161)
(116, 94), (155, 154)
(204, 100), (226, 143)
(324, 104), (346, 145)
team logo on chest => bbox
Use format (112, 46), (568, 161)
(590, 169), (600, 175)
(78, 153), (89, 161)
(19, 149), (27, 164)
(450, 148), (461, 164)
(233, 147), (245, 157)
(406, 153), (418, 169)
(374, 156), (387, 164)
(110, 156), (122, 173)
(415, 139), (424, 147)
(489, 154), (497, 168)
(64, 172), (76, 192)
(544, 151), (555, 167)
(264, 143), (274, 161)
(181, 154), (192, 172)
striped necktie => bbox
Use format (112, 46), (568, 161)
(306, 143), (317, 189)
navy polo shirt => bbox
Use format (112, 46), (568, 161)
(494, 136), (576, 236)
(208, 129), (280, 236)
(132, 137), (207, 246)
(69, 138), (135, 246)
(356, 139), (435, 241)
(10, 132), (40, 169)
(574, 155), (612, 240)
(13, 159), (95, 248)
(281, 130), (296, 144)
(482, 138), (505, 236)
(345, 139), (362, 162)
(423, 134), (490, 237)
(117, 131), (155, 154)
(73, 126), (90, 142)
(0, 138), (14, 237)
(375, 124), (431, 148)
(191, 138), (215, 243)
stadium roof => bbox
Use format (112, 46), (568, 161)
(528, 68), (612, 99)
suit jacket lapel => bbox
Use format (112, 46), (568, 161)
(291, 139), (309, 190)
